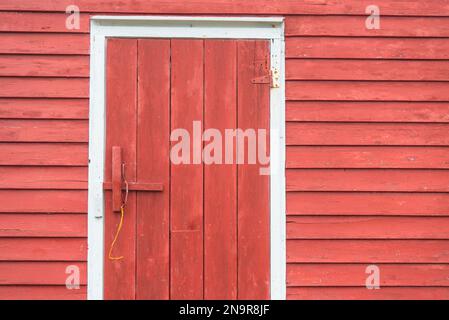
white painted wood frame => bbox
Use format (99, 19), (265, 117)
(88, 16), (286, 300)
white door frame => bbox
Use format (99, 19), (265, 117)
(88, 15), (286, 300)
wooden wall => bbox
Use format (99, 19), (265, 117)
(1, 0), (449, 299)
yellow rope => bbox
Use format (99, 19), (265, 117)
(108, 205), (125, 260)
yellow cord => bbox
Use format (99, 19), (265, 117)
(108, 205), (125, 260)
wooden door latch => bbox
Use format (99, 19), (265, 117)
(103, 146), (164, 212)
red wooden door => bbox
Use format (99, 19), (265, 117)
(104, 38), (270, 300)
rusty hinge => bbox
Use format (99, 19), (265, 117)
(251, 68), (280, 88)
(251, 72), (271, 85)
(251, 50), (279, 88)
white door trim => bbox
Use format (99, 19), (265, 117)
(88, 15), (286, 300)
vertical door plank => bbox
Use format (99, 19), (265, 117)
(204, 40), (238, 299)
(237, 40), (271, 299)
(135, 39), (171, 299)
(104, 38), (138, 300)
(170, 39), (204, 299)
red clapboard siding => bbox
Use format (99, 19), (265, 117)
(0, 98), (89, 119)
(286, 192), (449, 216)
(0, 190), (87, 213)
(287, 264), (449, 287)
(0, 286), (86, 300)
(286, 216), (449, 239)
(286, 81), (449, 101)
(0, 78), (89, 98)
(0, 143), (88, 166)
(286, 123), (449, 146)
(286, 169), (449, 192)
(1, 0), (449, 16)
(0, 167), (87, 190)
(0, 120), (88, 142)
(0, 214), (86, 237)
(285, 16), (449, 37)
(0, 262), (87, 285)
(287, 240), (449, 263)
(286, 38), (449, 59)
(0, 12), (90, 33)
(0, 238), (86, 261)
(287, 287), (449, 300)
(286, 60), (449, 81)
(0, 33), (89, 55)
(1, 3), (448, 302)
(286, 146), (449, 169)
(286, 101), (449, 123)
(0, 55), (89, 77)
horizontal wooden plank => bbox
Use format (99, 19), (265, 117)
(0, 143), (88, 166)
(0, 190), (87, 213)
(0, 262), (87, 285)
(287, 81), (449, 101)
(0, 33), (89, 55)
(286, 123), (449, 146)
(0, 167), (87, 190)
(1, 0), (449, 16)
(0, 55), (89, 77)
(287, 264), (449, 287)
(287, 192), (449, 216)
(0, 214), (86, 237)
(0, 98), (88, 119)
(0, 78), (89, 98)
(287, 216), (449, 239)
(287, 146), (449, 169)
(0, 285), (86, 300)
(287, 240), (449, 263)
(0, 12), (90, 33)
(287, 169), (449, 192)
(0, 120), (88, 142)
(287, 38), (449, 59)
(286, 60), (449, 81)
(286, 101), (449, 123)
(0, 238), (86, 261)
(285, 16), (449, 37)
(287, 287), (449, 300)
(103, 182), (164, 192)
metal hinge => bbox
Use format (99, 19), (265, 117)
(251, 68), (280, 88)
(251, 73), (271, 85)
